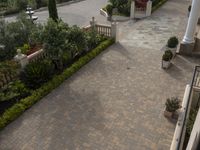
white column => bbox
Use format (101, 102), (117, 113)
(130, 0), (135, 19)
(183, 0), (200, 44)
(146, 0), (152, 17)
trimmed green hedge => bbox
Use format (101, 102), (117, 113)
(0, 38), (115, 130)
(152, 0), (168, 13)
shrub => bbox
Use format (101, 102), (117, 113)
(0, 80), (31, 102)
(165, 97), (180, 112)
(106, 4), (113, 16)
(15, 0), (28, 10)
(86, 31), (107, 50)
(42, 19), (69, 57)
(0, 60), (19, 80)
(107, 0), (131, 16)
(67, 25), (87, 57)
(162, 50), (173, 61)
(0, 38), (115, 130)
(186, 108), (198, 136)
(167, 36), (179, 48)
(20, 59), (55, 89)
(0, 13), (37, 61)
(62, 51), (72, 66)
(18, 44), (30, 54)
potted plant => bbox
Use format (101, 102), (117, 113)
(106, 4), (113, 21)
(167, 36), (179, 56)
(164, 97), (181, 118)
(162, 50), (173, 69)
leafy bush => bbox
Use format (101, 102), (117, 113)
(162, 50), (173, 61)
(20, 59), (55, 89)
(167, 36), (179, 48)
(107, 0), (131, 16)
(186, 108), (198, 136)
(86, 31), (107, 50)
(15, 0), (28, 10)
(62, 51), (72, 66)
(42, 19), (69, 57)
(0, 60), (19, 80)
(106, 4), (113, 16)
(0, 80), (31, 102)
(0, 38), (114, 130)
(17, 44), (30, 54)
(165, 97), (180, 112)
(0, 13), (37, 61)
(29, 23), (44, 47)
(67, 25), (87, 58)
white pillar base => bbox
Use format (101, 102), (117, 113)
(182, 36), (195, 44)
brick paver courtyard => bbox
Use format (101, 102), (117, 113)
(1, 0), (200, 150)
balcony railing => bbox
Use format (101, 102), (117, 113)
(171, 66), (200, 150)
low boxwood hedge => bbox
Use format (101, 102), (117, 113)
(0, 38), (115, 130)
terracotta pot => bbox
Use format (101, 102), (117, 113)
(172, 109), (180, 120)
(164, 110), (173, 118)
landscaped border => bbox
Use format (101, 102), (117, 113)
(152, 0), (168, 13)
(0, 38), (115, 130)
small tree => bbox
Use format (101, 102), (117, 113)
(48, 0), (58, 21)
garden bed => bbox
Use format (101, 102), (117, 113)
(0, 38), (115, 130)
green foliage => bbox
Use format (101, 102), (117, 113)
(42, 19), (69, 57)
(165, 97), (180, 112)
(0, 38), (114, 130)
(107, 0), (131, 16)
(0, 80), (31, 102)
(20, 59), (55, 89)
(86, 31), (107, 50)
(29, 23), (44, 47)
(167, 36), (179, 48)
(186, 108), (198, 137)
(0, 60), (19, 78)
(106, 4), (113, 16)
(0, 13), (37, 61)
(67, 25), (87, 58)
(162, 50), (173, 61)
(48, 0), (58, 21)
(15, 0), (28, 10)
(62, 51), (72, 66)
(17, 44), (30, 54)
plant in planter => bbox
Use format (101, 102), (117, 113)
(162, 50), (173, 69)
(164, 97), (181, 118)
(167, 36), (179, 56)
(106, 4), (113, 21)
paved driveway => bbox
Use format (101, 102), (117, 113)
(1, 0), (199, 150)
(5, 0), (109, 26)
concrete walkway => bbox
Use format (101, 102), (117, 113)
(1, 0), (200, 150)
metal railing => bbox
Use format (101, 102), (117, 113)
(176, 66), (200, 150)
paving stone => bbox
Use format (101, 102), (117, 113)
(1, 0), (199, 149)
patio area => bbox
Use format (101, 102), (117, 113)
(0, 0), (200, 149)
